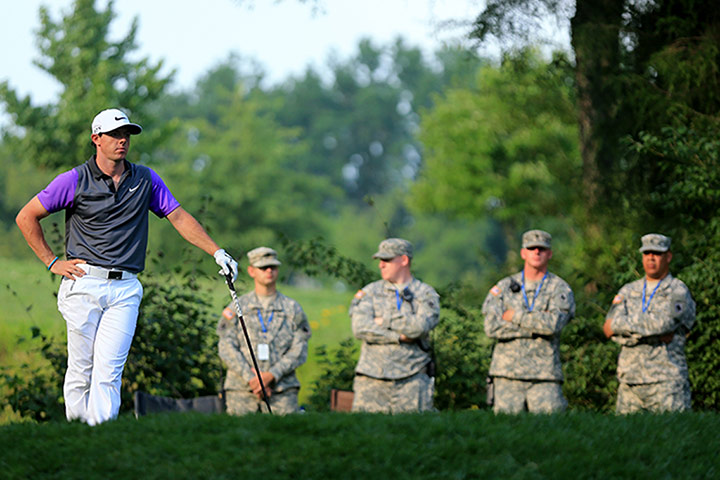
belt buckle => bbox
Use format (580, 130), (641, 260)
(108, 271), (123, 280)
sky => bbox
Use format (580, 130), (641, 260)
(1, 0), (492, 109)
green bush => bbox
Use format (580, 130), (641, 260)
(279, 235), (375, 289)
(561, 314), (619, 412)
(305, 338), (359, 412)
(680, 219), (720, 410)
(432, 283), (492, 410)
(123, 270), (223, 405)
(0, 327), (65, 422)
(0, 268), (223, 422)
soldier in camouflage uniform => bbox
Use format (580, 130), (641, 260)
(604, 233), (695, 414)
(350, 238), (440, 413)
(482, 230), (575, 414)
(217, 247), (311, 415)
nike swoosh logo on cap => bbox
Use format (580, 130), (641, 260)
(115, 116), (126, 121)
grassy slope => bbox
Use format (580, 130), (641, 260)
(277, 284), (357, 400)
(0, 411), (718, 479)
(0, 258), (62, 366)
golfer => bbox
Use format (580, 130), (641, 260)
(15, 108), (238, 426)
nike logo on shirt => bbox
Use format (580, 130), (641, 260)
(129, 185), (140, 192)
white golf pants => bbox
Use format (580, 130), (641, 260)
(57, 272), (143, 426)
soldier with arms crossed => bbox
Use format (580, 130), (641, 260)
(15, 108), (238, 425)
(604, 233), (695, 413)
(482, 230), (575, 414)
(218, 247), (311, 414)
(350, 238), (440, 413)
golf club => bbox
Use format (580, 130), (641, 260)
(224, 273), (273, 414)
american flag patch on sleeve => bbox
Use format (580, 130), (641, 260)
(490, 285), (501, 296)
(223, 307), (235, 320)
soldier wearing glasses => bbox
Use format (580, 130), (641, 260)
(482, 230), (575, 414)
(604, 234), (695, 413)
(218, 247), (311, 414)
(350, 238), (440, 413)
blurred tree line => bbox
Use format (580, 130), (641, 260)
(0, 0), (496, 288)
(1, 0), (718, 418)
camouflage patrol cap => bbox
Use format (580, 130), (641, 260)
(372, 238), (413, 260)
(639, 233), (671, 253)
(522, 230), (552, 249)
(247, 247), (282, 268)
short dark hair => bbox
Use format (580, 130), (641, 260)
(90, 133), (102, 149)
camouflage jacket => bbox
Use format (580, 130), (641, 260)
(217, 291), (311, 393)
(350, 277), (440, 380)
(482, 271), (575, 381)
(606, 273), (695, 384)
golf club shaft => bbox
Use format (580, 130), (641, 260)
(224, 274), (273, 414)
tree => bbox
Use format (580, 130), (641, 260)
(470, 0), (720, 409)
(471, 0), (720, 213)
(411, 48), (580, 255)
(265, 39), (487, 203)
(146, 60), (341, 264)
(0, 0), (174, 171)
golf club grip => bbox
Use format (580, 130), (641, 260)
(224, 274), (273, 414)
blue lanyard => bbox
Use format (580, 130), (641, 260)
(395, 290), (402, 311)
(521, 271), (548, 312)
(257, 309), (273, 333)
(642, 278), (663, 313)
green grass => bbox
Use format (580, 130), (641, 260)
(0, 410), (718, 479)
(0, 257), (63, 366)
(275, 284), (357, 400)
(0, 256), (356, 410)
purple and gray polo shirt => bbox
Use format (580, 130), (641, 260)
(37, 156), (180, 273)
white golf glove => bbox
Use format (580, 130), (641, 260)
(213, 248), (238, 282)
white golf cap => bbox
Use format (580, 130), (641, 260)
(91, 108), (142, 135)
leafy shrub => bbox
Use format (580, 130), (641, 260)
(280, 235), (375, 289)
(305, 338), (359, 412)
(561, 314), (619, 412)
(1, 268), (223, 422)
(0, 327), (66, 422)
(680, 220), (720, 410)
(432, 283), (492, 410)
(123, 270), (223, 406)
